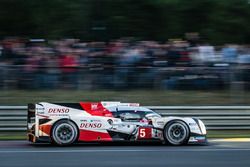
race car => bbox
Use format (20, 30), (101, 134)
(27, 102), (207, 146)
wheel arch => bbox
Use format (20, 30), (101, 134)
(163, 119), (191, 144)
(50, 118), (80, 143)
(163, 119), (191, 132)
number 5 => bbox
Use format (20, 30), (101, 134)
(139, 128), (146, 138)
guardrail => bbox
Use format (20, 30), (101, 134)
(1, 106), (250, 131)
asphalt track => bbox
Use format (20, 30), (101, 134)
(0, 140), (250, 167)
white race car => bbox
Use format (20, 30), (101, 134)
(27, 102), (207, 146)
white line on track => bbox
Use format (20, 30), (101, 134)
(210, 138), (250, 142)
(1, 148), (250, 153)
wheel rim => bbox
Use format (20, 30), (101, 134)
(54, 123), (76, 144)
(166, 122), (187, 144)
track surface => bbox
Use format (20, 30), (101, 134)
(0, 140), (250, 167)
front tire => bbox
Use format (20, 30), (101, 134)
(163, 120), (190, 146)
(51, 120), (78, 146)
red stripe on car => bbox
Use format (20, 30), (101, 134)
(79, 129), (112, 141)
(79, 102), (113, 117)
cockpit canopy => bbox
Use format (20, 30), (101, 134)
(107, 106), (161, 121)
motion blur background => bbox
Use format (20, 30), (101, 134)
(1, 0), (250, 105)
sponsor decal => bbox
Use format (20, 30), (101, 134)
(153, 129), (158, 137)
(37, 111), (45, 114)
(36, 107), (45, 114)
(110, 124), (124, 130)
(48, 114), (68, 117)
(80, 102), (113, 117)
(157, 131), (163, 138)
(153, 129), (162, 138)
(195, 136), (205, 140)
(189, 137), (195, 141)
(80, 119), (102, 123)
(129, 103), (139, 107)
(107, 119), (113, 125)
(156, 121), (164, 125)
(90, 119), (101, 122)
(80, 123), (102, 128)
(48, 108), (69, 113)
(91, 103), (98, 110)
(189, 136), (205, 142)
(189, 123), (197, 126)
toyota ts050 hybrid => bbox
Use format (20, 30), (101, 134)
(27, 102), (207, 146)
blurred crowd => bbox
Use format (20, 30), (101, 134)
(0, 37), (250, 90)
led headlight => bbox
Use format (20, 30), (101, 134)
(198, 120), (206, 135)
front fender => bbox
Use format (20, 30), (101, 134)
(153, 117), (206, 135)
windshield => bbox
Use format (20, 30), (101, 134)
(108, 106), (161, 119)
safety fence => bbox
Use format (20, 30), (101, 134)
(1, 106), (250, 131)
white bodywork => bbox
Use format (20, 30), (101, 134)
(28, 102), (207, 144)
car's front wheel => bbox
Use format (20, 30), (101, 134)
(51, 120), (78, 146)
(163, 120), (190, 146)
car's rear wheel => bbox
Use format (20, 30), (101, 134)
(51, 120), (78, 146)
(164, 120), (189, 146)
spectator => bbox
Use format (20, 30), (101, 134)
(0, 37), (249, 91)
(59, 49), (79, 89)
(222, 44), (238, 63)
(198, 43), (215, 63)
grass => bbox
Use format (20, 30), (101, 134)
(0, 89), (250, 105)
(0, 132), (26, 140)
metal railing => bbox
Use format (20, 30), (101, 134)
(1, 106), (250, 131)
(1, 65), (250, 91)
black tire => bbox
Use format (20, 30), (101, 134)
(51, 120), (78, 146)
(163, 120), (190, 146)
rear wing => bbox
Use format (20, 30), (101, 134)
(27, 103), (37, 142)
(27, 103), (36, 124)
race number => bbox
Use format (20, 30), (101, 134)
(139, 128), (146, 138)
(138, 127), (152, 139)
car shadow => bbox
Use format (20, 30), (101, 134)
(29, 141), (209, 148)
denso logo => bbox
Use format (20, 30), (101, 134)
(48, 108), (69, 113)
(80, 123), (102, 128)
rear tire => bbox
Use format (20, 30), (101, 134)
(163, 120), (189, 146)
(51, 120), (78, 146)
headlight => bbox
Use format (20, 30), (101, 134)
(198, 120), (206, 135)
